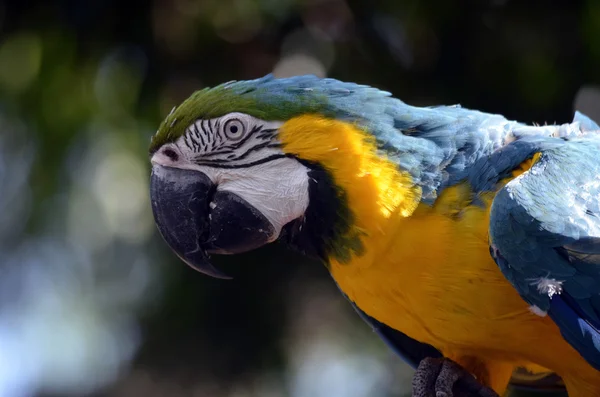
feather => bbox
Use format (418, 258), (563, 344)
(490, 133), (600, 370)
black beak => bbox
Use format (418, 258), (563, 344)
(150, 165), (275, 279)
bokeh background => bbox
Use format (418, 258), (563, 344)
(0, 0), (599, 396)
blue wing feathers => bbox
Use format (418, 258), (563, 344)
(289, 75), (600, 370)
(468, 139), (541, 193)
(244, 75), (600, 373)
(549, 295), (600, 369)
(489, 133), (600, 370)
(232, 75), (600, 373)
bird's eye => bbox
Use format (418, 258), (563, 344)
(223, 119), (245, 141)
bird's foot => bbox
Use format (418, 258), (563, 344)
(411, 357), (500, 397)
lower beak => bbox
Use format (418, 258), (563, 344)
(150, 165), (274, 279)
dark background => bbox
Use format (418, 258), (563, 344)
(0, 0), (597, 396)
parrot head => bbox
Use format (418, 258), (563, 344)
(149, 74), (421, 278)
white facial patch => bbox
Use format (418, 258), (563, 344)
(192, 158), (309, 240)
(178, 112), (285, 167)
(151, 113), (311, 241)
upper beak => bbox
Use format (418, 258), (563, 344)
(150, 165), (275, 279)
(150, 165), (230, 279)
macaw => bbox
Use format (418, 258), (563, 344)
(148, 74), (600, 397)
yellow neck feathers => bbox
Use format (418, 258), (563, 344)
(278, 115), (422, 263)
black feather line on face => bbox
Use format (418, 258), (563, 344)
(184, 131), (194, 151)
(219, 124), (263, 151)
(194, 153), (288, 168)
(256, 128), (277, 140)
(193, 142), (280, 166)
(183, 118), (279, 165)
(201, 120), (211, 147)
(187, 119), (267, 153)
(192, 123), (203, 151)
(209, 120), (217, 150)
(279, 160), (360, 267)
(193, 122), (205, 148)
(214, 119), (223, 144)
(201, 149), (235, 159)
(232, 142), (278, 161)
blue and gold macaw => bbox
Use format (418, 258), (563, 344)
(148, 75), (600, 397)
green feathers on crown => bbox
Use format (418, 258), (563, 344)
(148, 74), (351, 154)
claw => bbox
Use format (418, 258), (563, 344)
(412, 357), (500, 397)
